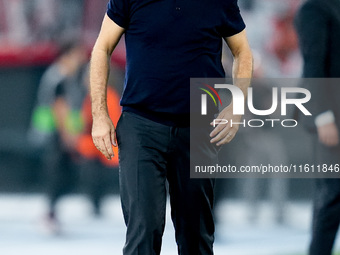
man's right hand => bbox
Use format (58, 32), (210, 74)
(92, 114), (117, 160)
(317, 122), (339, 147)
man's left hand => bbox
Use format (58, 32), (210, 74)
(210, 105), (242, 146)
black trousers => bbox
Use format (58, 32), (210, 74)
(309, 138), (340, 255)
(116, 111), (217, 255)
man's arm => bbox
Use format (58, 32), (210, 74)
(210, 29), (253, 146)
(90, 14), (125, 159)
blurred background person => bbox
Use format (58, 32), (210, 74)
(28, 39), (87, 234)
(1, 0), (83, 44)
(295, 0), (340, 254)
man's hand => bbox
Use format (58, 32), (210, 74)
(317, 122), (339, 147)
(92, 114), (117, 159)
(210, 104), (242, 146)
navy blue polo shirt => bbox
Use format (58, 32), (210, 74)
(107, 0), (245, 126)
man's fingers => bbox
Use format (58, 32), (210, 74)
(216, 132), (236, 146)
(211, 125), (235, 145)
(111, 129), (117, 147)
(104, 136), (114, 159)
(99, 139), (110, 159)
(91, 116), (117, 158)
(210, 123), (229, 138)
(94, 138), (110, 159)
(211, 125), (229, 143)
(210, 125), (223, 138)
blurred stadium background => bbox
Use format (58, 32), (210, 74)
(0, 0), (337, 254)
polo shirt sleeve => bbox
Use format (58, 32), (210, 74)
(219, 0), (246, 37)
(106, 0), (129, 28)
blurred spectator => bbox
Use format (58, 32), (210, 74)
(0, 0), (126, 69)
(0, 0), (84, 44)
(268, 3), (299, 71)
(28, 39), (87, 234)
(295, 0), (340, 254)
(240, 0), (302, 78)
(265, 1), (301, 77)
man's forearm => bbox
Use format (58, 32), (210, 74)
(232, 49), (253, 97)
(90, 47), (111, 118)
(89, 15), (124, 158)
